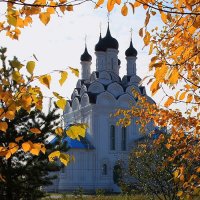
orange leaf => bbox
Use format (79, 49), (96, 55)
(121, 4), (128, 16)
(95, 0), (104, 8)
(179, 91), (187, 100)
(66, 5), (73, 11)
(164, 96), (174, 107)
(161, 12), (167, 24)
(0, 122), (8, 132)
(107, 0), (115, 12)
(143, 31), (151, 46)
(30, 128), (41, 134)
(22, 142), (31, 152)
(133, 1), (141, 7)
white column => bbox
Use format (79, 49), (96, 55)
(81, 61), (91, 80)
(126, 56), (137, 76)
(95, 51), (106, 72)
(106, 49), (119, 75)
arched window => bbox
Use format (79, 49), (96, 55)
(110, 125), (115, 150)
(102, 164), (107, 175)
(121, 127), (127, 151)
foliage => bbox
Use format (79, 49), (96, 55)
(129, 134), (190, 200)
(0, 107), (65, 200)
(0, 48), (86, 179)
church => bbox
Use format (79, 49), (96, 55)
(47, 24), (154, 193)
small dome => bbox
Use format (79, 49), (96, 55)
(81, 46), (92, 62)
(125, 40), (137, 57)
(95, 25), (119, 52)
(95, 34), (104, 52)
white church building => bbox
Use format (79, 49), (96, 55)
(48, 25), (154, 193)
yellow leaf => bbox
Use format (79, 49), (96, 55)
(9, 142), (18, 154)
(55, 127), (63, 136)
(56, 98), (66, 110)
(168, 68), (179, 84)
(60, 6), (66, 13)
(173, 170), (179, 178)
(69, 67), (79, 77)
(48, 151), (60, 162)
(164, 96), (174, 107)
(121, 4), (128, 16)
(53, 92), (63, 99)
(41, 146), (46, 154)
(60, 153), (70, 166)
(196, 167), (200, 173)
(0, 122), (8, 132)
(26, 61), (35, 75)
(22, 142), (31, 152)
(95, 0), (104, 9)
(59, 71), (68, 86)
(7, 15), (17, 26)
(179, 91), (187, 100)
(143, 31), (151, 46)
(66, 124), (87, 140)
(66, 5), (73, 11)
(107, 0), (115, 12)
(161, 12), (167, 24)
(5, 151), (11, 160)
(30, 128), (41, 134)
(149, 43), (153, 55)
(177, 191), (183, 197)
(12, 71), (22, 82)
(39, 12), (50, 25)
(39, 74), (51, 89)
(5, 111), (15, 120)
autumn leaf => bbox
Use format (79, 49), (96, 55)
(22, 142), (31, 152)
(60, 153), (70, 166)
(139, 28), (143, 37)
(161, 12), (168, 24)
(39, 12), (50, 25)
(0, 122), (8, 132)
(179, 91), (187, 100)
(5, 111), (15, 120)
(56, 98), (66, 110)
(30, 128), (41, 134)
(107, 0), (115, 12)
(59, 71), (68, 86)
(39, 74), (51, 89)
(164, 96), (174, 107)
(66, 124), (87, 140)
(48, 151), (60, 162)
(69, 67), (79, 77)
(9, 142), (18, 154)
(121, 4), (128, 16)
(66, 5), (73, 11)
(143, 31), (151, 46)
(95, 0), (104, 8)
(55, 127), (63, 136)
(26, 61), (35, 75)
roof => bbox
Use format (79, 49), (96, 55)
(50, 136), (95, 150)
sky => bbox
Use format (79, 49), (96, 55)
(0, 2), (165, 110)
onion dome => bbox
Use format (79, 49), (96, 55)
(118, 59), (121, 66)
(80, 46), (92, 62)
(95, 33), (104, 52)
(125, 40), (137, 57)
(95, 25), (119, 52)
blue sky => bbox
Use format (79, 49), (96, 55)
(0, 2), (165, 110)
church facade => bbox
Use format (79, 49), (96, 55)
(47, 25), (154, 193)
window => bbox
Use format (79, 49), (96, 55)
(102, 164), (107, 175)
(121, 127), (127, 151)
(110, 125), (115, 150)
